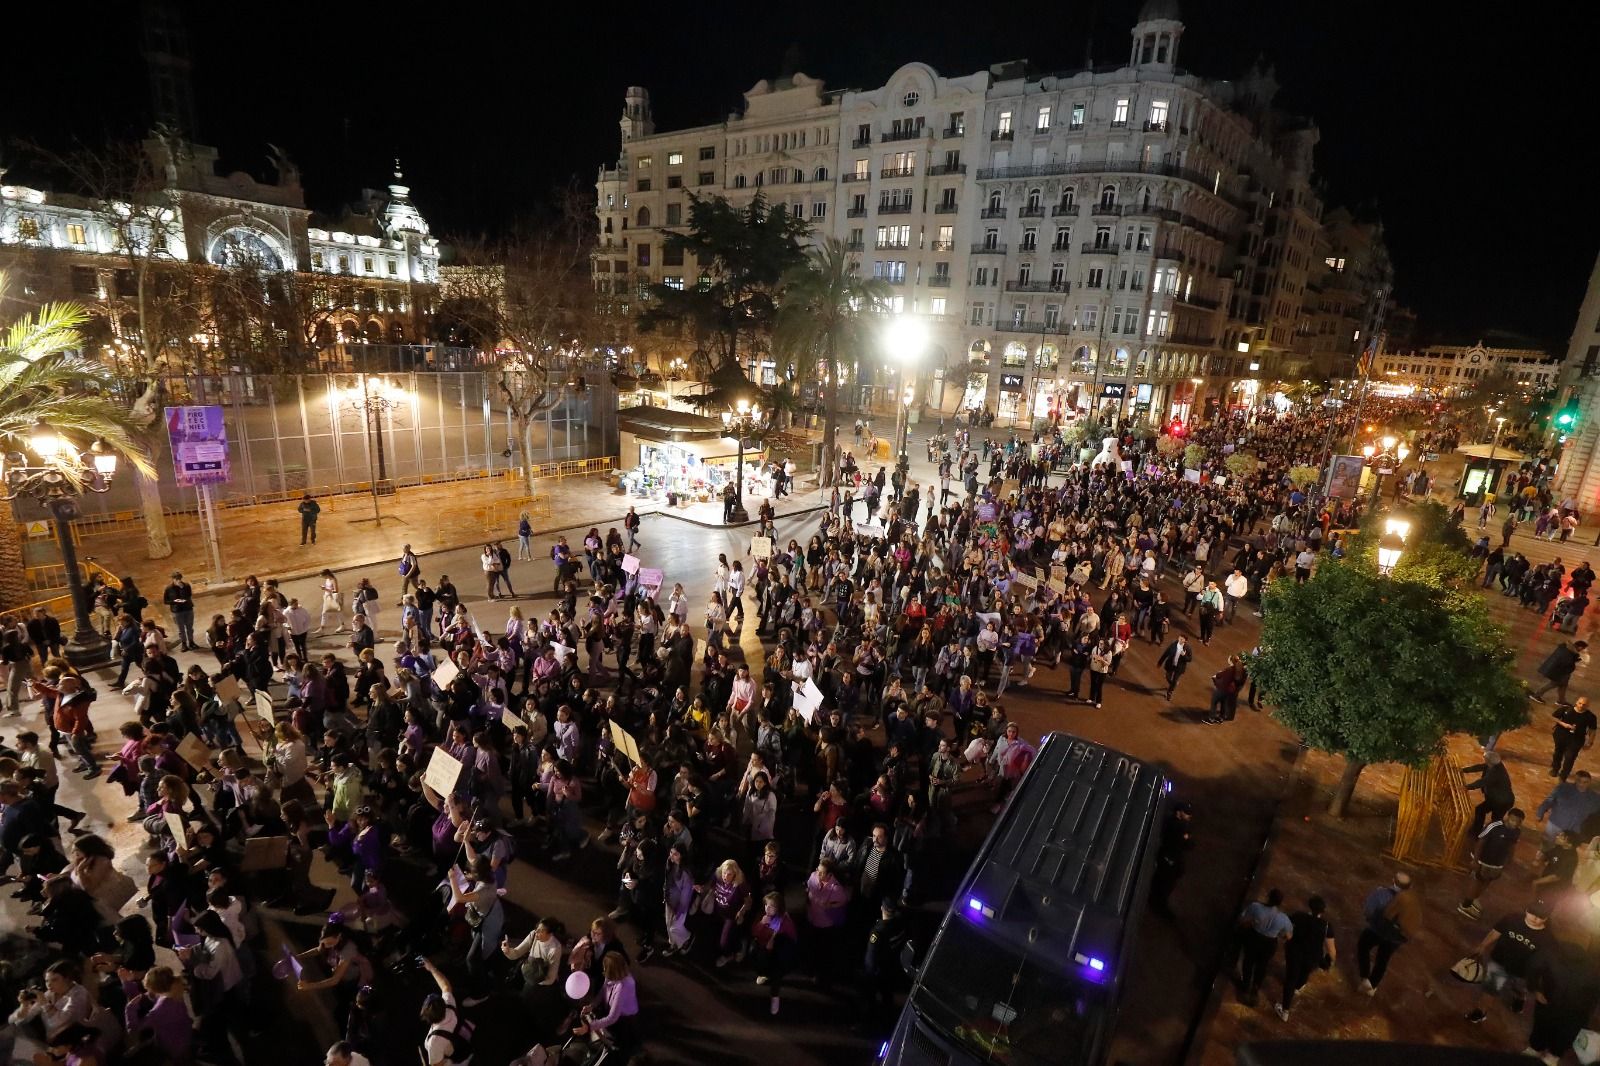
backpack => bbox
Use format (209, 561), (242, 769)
(427, 1013), (477, 1065)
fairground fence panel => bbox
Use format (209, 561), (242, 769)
(19, 367), (618, 522)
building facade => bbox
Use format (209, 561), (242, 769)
(1553, 249), (1600, 508)
(594, 0), (1385, 428)
(0, 137), (441, 357)
(1373, 341), (1561, 392)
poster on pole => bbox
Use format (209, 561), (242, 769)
(608, 721), (643, 766)
(1326, 454), (1365, 500)
(164, 406), (231, 487)
(621, 554), (641, 575)
(423, 746), (464, 796)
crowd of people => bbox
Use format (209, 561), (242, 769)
(0, 393), (1577, 1065)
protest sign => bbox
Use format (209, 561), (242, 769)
(431, 657), (461, 691)
(164, 812), (189, 848)
(254, 689), (276, 725)
(501, 708), (527, 734)
(608, 721), (643, 765)
(240, 836), (290, 872)
(213, 674), (241, 704)
(423, 746), (464, 797)
(750, 536), (773, 559)
(621, 554), (641, 575)
(176, 734), (213, 773)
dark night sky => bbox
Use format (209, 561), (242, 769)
(6, 0), (1593, 350)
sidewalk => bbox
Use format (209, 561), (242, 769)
(77, 467), (828, 599)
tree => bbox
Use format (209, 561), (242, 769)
(773, 238), (891, 486)
(1155, 433), (1185, 459)
(26, 137), (191, 559)
(637, 193), (807, 376)
(437, 187), (606, 497)
(1182, 442), (1206, 471)
(1223, 451), (1260, 479)
(0, 274), (153, 612)
(1247, 508), (1524, 816)
(1287, 464), (1321, 491)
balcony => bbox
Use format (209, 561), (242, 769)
(933, 202), (960, 214)
(1155, 248), (1186, 262)
(980, 207), (1007, 219)
(1110, 119), (1129, 129)
(941, 127), (965, 138)
(846, 207), (868, 218)
(1017, 242), (1039, 252)
(851, 137), (872, 149)
(875, 241), (912, 251)
(1144, 119), (1168, 132)
(1091, 203), (1122, 216)
(927, 163), (967, 176)
(1051, 203), (1080, 217)
(930, 239), (954, 251)
(878, 202), (913, 215)
(1178, 292), (1221, 310)
(929, 275), (952, 287)
(841, 172), (870, 183)
(1167, 332), (1217, 346)
(844, 240), (865, 251)
(880, 275), (907, 285)
(882, 128), (926, 142)
(997, 319), (1067, 334)
(976, 162), (1067, 180)
(1081, 243), (1118, 255)
(971, 243), (1007, 255)
(1050, 241), (1071, 253)
(1122, 201), (1161, 217)
(880, 167), (916, 178)
(1068, 122), (1084, 132)
(1004, 281), (1069, 293)
(1018, 206), (1045, 218)
(990, 129), (1014, 141)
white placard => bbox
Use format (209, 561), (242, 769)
(1184, 469), (1201, 484)
(550, 643), (572, 664)
(854, 522), (885, 538)
(501, 708), (527, 734)
(431, 657), (461, 691)
(423, 746), (464, 797)
(750, 537), (773, 560)
(621, 554), (641, 575)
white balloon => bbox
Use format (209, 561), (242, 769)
(564, 971), (591, 1000)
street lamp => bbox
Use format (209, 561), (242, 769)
(1361, 434), (1409, 504)
(721, 398), (767, 524)
(344, 374), (406, 525)
(883, 316), (928, 465)
(1, 420), (121, 665)
(1377, 516), (1411, 576)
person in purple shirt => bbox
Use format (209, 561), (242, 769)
(326, 806), (384, 891)
(124, 965), (192, 1063)
(575, 953), (639, 1058)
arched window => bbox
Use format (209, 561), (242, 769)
(363, 321), (383, 344)
(988, 190), (1003, 211)
(339, 319), (360, 342)
(1099, 184), (1117, 208)
(1060, 187), (1075, 208)
(969, 340), (991, 366)
(813, 166), (829, 182)
(733, 174), (747, 189)
(209, 226), (285, 271)
(1026, 188), (1042, 211)
(636, 206), (651, 227)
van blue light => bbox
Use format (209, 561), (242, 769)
(967, 897), (995, 919)
(1088, 957), (1106, 972)
(878, 1042), (889, 1059)
(968, 897), (983, 911)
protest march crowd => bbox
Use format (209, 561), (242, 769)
(0, 394), (1572, 1066)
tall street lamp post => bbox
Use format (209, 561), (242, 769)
(721, 398), (767, 524)
(1360, 434), (1409, 506)
(883, 317), (928, 466)
(1, 419), (121, 665)
(345, 374), (407, 526)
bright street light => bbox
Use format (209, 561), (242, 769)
(1377, 517), (1411, 576)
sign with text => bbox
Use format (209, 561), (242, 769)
(637, 567), (664, 589)
(750, 537), (773, 559)
(1099, 382), (1127, 399)
(423, 746), (464, 797)
(621, 554), (641, 575)
(164, 406), (231, 487)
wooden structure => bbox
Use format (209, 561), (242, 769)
(1388, 751), (1474, 871)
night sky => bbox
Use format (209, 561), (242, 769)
(6, 0), (1593, 351)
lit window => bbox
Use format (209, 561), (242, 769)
(637, 155), (652, 169)
(1070, 104), (1085, 130)
(312, 252), (324, 270)
(338, 254), (350, 273)
(65, 223), (87, 245)
(667, 152), (683, 165)
(664, 276), (684, 290)
(1036, 106), (1051, 131)
(387, 260), (398, 276)
(362, 256), (375, 273)
(1150, 100), (1168, 126)
(997, 111), (1013, 133)
(16, 216), (40, 240)
(1113, 99), (1129, 124)
(930, 298), (946, 315)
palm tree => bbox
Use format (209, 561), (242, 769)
(773, 238), (891, 486)
(0, 274), (152, 613)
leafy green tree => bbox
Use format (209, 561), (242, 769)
(637, 193), (807, 375)
(1248, 506), (1524, 816)
(1287, 464), (1321, 490)
(1155, 433), (1184, 459)
(772, 237), (891, 486)
(1182, 442), (1206, 470)
(1224, 451), (1260, 479)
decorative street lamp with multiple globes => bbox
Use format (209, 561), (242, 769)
(1376, 516), (1411, 576)
(1360, 434), (1410, 504)
(1, 419), (121, 664)
(883, 316), (928, 465)
(721, 398), (767, 523)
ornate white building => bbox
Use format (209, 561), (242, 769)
(1555, 249), (1600, 508)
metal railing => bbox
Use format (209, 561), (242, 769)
(928, 276), (952, 287)
(878, 203), (913, 215)
(971, 243), (1007, 255)
(1004, 281), (1069, 293)
(927, 163), (967, 176)
(3, 563), (122, 624)
(880, 167), (916, 178)
(1052, 204), (1080, 216)
(841, 172), (870, 183)
(1018, 206), (1045, 218)
(933, 203), (960, 214)
(1092, 203), (1122, 216)
(990, 129), (1015, 141)
(980, 207), (1008, 219)
(881, 129), (926, 142)
(1081, 242), (1118, 254)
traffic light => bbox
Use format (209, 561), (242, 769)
(1557, 403), (1580, 430)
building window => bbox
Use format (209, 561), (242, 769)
(665, 203), (682, 225)
(975, 267), (991, 287)
(637, 155), (652, 169)
(1027, 188), (1042, 211)
(16, 216), (40, 240)
(1082, 305), (1098, 330)
(1086, 267), (1104, 289)
(699, 146), (716, 160)
(853, 158), (869, 179)
(971, 304), (986, 326)
(636, 179), (652, 192)
(1050, 263), (1065, 287)
(698, 171), (715, 185)
(997, 110), (1013, 133)
(70, 266), (97, 294)
(338, 254), (350, 273)
(664, 276), (684, 290)
(1070, 104), (1085, 130)
(1036, 105), (1051, 132)
(930, 297), (946, 315)
(65, 223), (88, 245)
(311, 252), (324, 270)
(387, 260), (398, 275)
(903, 90), (920, 106)
(667, 151), (683, 165)
(637, 244), (651, 267)
(666, 175), (682, 188)
(663, 245), (684, 266)
(1150, 100), (1169, 127)
(1112, 99), (1129, 125)
(814, 166), (829, 181)
(812, 202), (828, 219)
(1099, 184), (1117, 207)
(362, 255), (375, 273)
(983, 229), (999, 250)
(1021, 228), (1037, 250)
(857, 123), (872, 144)
(948, 111), (965, 134)
(733, 174), (747, 189)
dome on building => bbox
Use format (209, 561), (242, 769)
(381, 161), (430, 238)
(1137, 0), (1182, 22)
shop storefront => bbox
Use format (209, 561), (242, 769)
(997, 372), (1028, 426)
(617, 407), (767, 506)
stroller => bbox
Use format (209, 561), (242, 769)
(512, 1006), (629, 1066)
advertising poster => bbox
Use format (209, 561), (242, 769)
(164, 406), (231, 487)
(1326, 454), (1365, 500)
